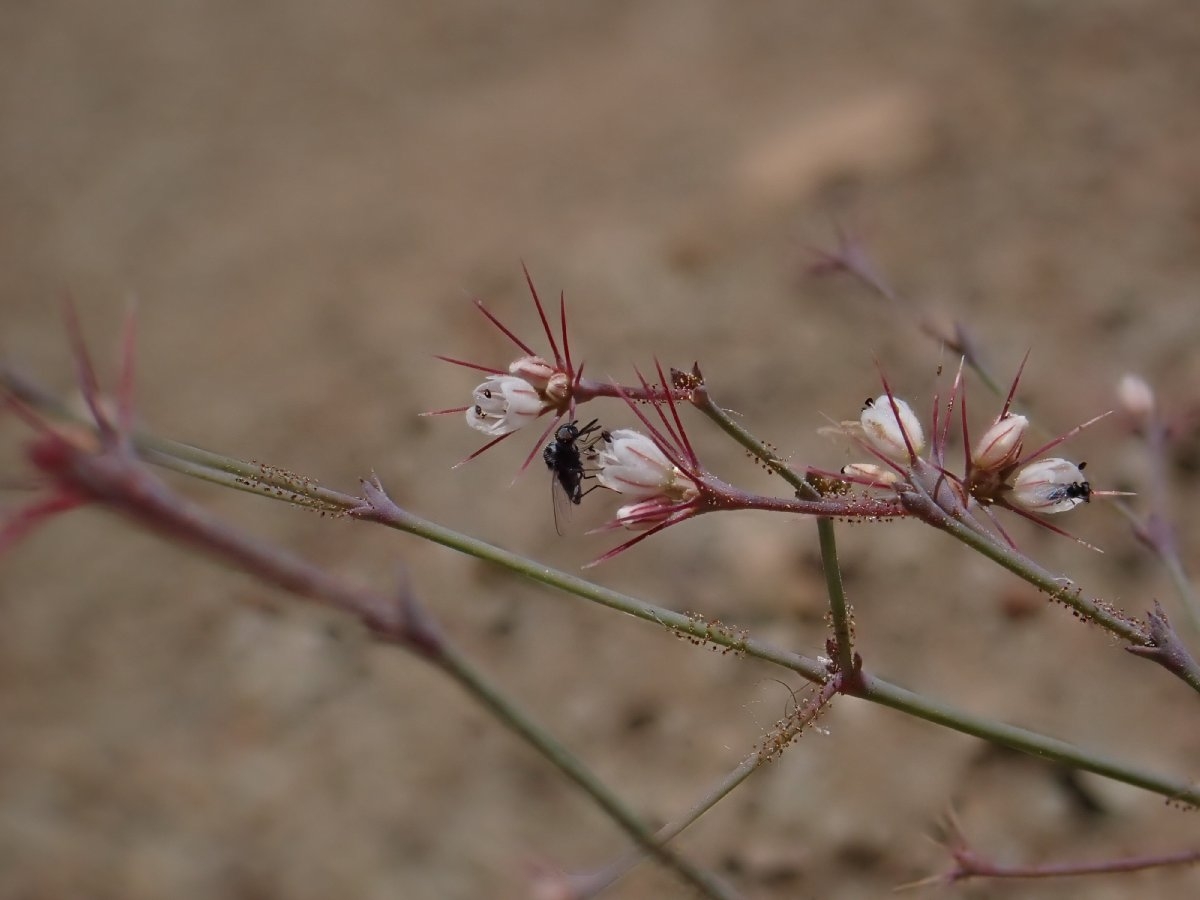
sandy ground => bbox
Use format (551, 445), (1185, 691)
(3, 3), (1200, 898)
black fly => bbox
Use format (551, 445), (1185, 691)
(543, 418), (603, 533)
(1047, 461), (1092, 505)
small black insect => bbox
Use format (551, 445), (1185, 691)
(1047, 461), (1092, 506)
(544, 418), (603, 532)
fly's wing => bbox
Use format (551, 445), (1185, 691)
(550, 470), (574, 535)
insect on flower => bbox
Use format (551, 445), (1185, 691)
(1010, 458), (1093, 514)
(543, 418), (605, 533)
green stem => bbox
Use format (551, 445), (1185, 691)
(903, 488), (1148, 643)
(690, 386), (808, 492)
(816, 517), (856, 675)
(579, 680), (839, 897)
(434, 643), (737, 900)
(141, 443), (1200, 808)
(860, 673), (1196, 802)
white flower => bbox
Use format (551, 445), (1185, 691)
(1010, 458), (1091, 513)
(972, 414), (1029, 471)
(860, 395), (925, 460)
(1117, 374), (1155, 421)
(594, 429), (697, 501)
(465, 375), (546, 436)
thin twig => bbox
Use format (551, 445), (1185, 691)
(573, 679), (840, 898)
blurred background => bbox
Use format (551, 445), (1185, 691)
(3, 3), (1200, 898)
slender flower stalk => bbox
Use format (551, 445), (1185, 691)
(807, 225), (1001, 393)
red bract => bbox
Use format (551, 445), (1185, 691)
(1, 303), (138, 556)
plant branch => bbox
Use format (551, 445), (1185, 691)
(901, 486), (1200, 695)
(1126, 602), (1200, 694)
(573, 678), (839, 898)
(2, 381), (734, 900)
(7, 370), (1200, 810)
(148, 453), (1200, 807)
(816, 517), (857, 679)
(918, 812), (1200, 885)
(902, 487), (1147, 642)
(1112, 404), (1200, 631)
(807, 227), (1002, 395)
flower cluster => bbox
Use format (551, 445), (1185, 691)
(832, 359), (1119, 546)
(431, 269), (1121, 558)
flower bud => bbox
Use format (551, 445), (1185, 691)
(860, 395), (925, 460)
(507, 355), (556, 392)
(543, 372), (572, 406)
(612, 497), (680, 530)
(972, 414), (1028, 471)
(1117, 374), (1155, 422)
(1010, 458), (1091, 513)
(840, 462), (899, 486)
(594, 429), (697, 501)
(465, 375), (545, 436)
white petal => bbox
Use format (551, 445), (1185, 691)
(593, 428), (699, 503)
(594, 429), (676, 497)
(1010, 458), (1091, 513)
(465, 375), (545, 436)
(860, 395), (925, 460)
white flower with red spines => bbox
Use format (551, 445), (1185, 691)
(594, 428), (699, 502)
(465, 375), (546, 436)
(423, 264), (593, 470)
(582, 364), (714, 564)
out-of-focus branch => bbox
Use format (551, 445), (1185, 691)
(907, 811), (1200, 887)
